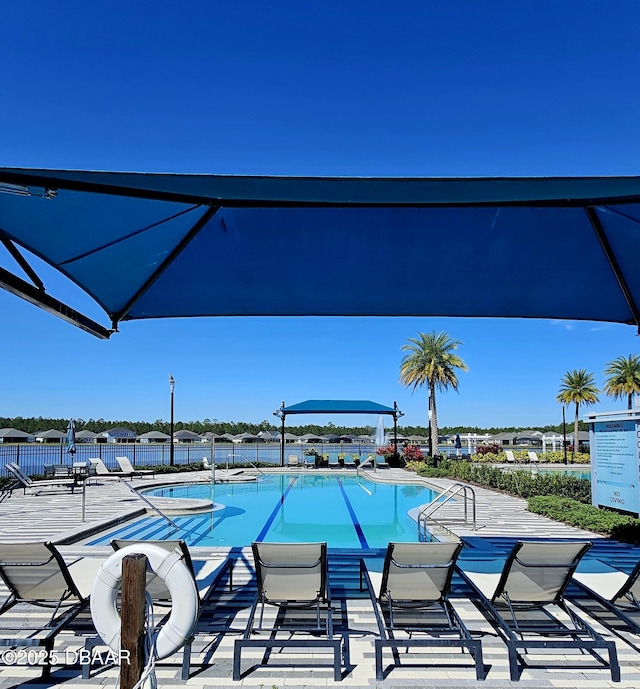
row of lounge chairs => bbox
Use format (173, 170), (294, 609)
(1, 458), (154, 499)
(504, 449), (546, 464)
(1, 538), (639, 681)
(286, 454), (388, 469)
(89, 456), (155, 479)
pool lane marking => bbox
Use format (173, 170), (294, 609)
(255, 476), (299, 542)
(337, 477), (369, 549)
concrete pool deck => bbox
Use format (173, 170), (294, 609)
(1, 467), (640, 688)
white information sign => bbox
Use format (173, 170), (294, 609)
(592, 418), (640, 515)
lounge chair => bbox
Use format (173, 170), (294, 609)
(328, 453), (341, 469)
(360, 541), (484, 680)
(527, 450), (542, 464)
(457, 540), (620, 681)
(572, 557), (640, 635)
(0, 542), (94, 678)
(233, 542), (344, 681)
(287, 454), (301, 468)
(5, 462), (78, 494)
(88, 458), (127, 478)
(115, 456), (155, 478)
(342, 455), (356, 469)
(82, 539), (234, 679)
(504, 450), (519, 464)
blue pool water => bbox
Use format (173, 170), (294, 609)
(536, 467), (591, 480)
(88, 473), (437, 549)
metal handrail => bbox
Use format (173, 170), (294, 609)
(417, 483), (476, 538)
(117, 477), (181, 533)
(225, 453), (266, 475)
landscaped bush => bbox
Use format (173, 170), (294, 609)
(401, 444), (425, 462)
(418, 461), (592, 502)
(475, 443), (503, 456)
(528, 495), (640, 539)
(152, 462), (209, 474)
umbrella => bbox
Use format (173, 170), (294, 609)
(454, 433), (462, 456)
(67, 418), (76, 457)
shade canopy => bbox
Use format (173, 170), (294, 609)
(274, 399), (402, 466)
(2, 168), (640, 338)
(279, 400), (398, 416)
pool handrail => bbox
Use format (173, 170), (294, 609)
(417, 483), (476, 536)
(225, 454), (266, 475)
(117, 477), (181, 533)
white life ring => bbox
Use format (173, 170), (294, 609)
(90, 543), (199, 661)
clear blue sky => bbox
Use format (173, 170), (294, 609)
(1, 1), (639, 430)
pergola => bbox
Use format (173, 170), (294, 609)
(274, 399), (403, 466)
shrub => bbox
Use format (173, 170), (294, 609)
(475, 443), (503, 456)
(527, 495), (640, 540)
(413, 461), (592, 502)
(376, 444), (397, 459)
(401, 444), (424, 462)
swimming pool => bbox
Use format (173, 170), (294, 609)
(536, 467), (591, 480)
(88, 473), (438, 549)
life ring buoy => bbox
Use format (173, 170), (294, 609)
(90, 543), (199, 661)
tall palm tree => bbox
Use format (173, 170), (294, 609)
(399, 331), (468, 457)
(603, 354), (640, 410)
(556, 369), (599, 458)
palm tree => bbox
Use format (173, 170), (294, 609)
(556, 369), (599, 458)
(399, 331), (468, 457)
(603, 354), (640, 410)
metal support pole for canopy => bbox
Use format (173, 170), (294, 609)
(274, 402), (286, 468)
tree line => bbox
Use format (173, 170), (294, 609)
(0, 415), (585, 437)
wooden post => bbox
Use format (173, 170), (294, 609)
(120, 553), (147, 689)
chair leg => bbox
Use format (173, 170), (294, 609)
(471, 639), (485, 680)
(232, 639), (242, 681)
(607, 641), (621, 682)
(375, 639), (384, 680)
(333, 638), (342, 681)
(507, 643), (520, 681)
(42, 640), (54, 679)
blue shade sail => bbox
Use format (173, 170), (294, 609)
(280, 400), (398, 415)
(1, 168), (640, 338)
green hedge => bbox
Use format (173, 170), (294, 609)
(406, 460), (640, 543)
(410, 460), (591, 502)
(528, 495), (640, 540)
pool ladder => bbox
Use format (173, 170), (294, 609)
(417, 483), (477, 540)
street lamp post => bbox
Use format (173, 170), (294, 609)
(169, 374), (175, 467)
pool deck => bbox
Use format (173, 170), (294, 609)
(1, 467), (640, 688)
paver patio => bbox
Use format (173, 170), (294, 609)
(0, 467), (639, 688)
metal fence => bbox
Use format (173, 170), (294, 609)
(0, 441), (381, 478)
